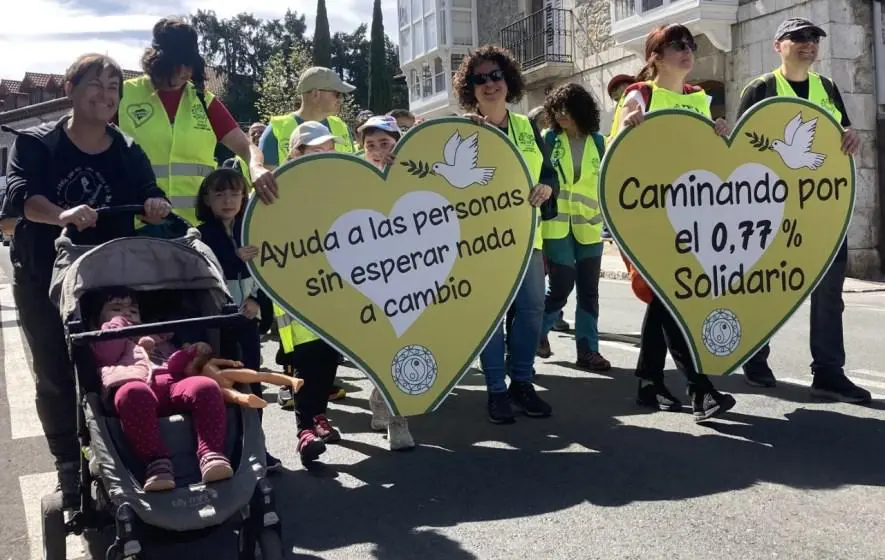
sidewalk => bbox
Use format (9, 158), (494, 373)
(598, 240), (885, 293)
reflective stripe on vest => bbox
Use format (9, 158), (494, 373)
(769, 69), (843, 123)
(273, 304), (318, 353)
(119, 76), (217, 226)
(542, 130), (604, 244)
(269, 113), (355, 163)
(507, 112), (544, 250)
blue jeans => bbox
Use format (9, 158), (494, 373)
(743, 240), (847, 377)
(480, 250), (545, 393)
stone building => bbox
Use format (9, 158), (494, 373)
(396, 0), (882, 279)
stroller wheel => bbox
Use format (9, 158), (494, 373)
(256, 528), (284, 560)
(40, 492), (67, 560)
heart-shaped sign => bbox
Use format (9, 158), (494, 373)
(126, 103), (154, 128)
(600, 97), (855, 375)
(243, 118), (535, 415)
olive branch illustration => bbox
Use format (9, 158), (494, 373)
(745, 131), (773, 151)
(400, 159), (434, 178)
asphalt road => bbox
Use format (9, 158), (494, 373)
(2, 245), (885, 559)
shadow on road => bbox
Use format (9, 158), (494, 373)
(271, 367), (885, 559)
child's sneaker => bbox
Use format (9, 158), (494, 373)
(297, 429), (326, 464)
(313, 414), (341, 443)
(199, 452), (234, 483)
(144, 457), (175, 492)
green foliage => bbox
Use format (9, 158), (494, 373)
(368, 0), (392, 114)
(313, 0), (333, 67)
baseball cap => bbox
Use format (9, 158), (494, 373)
(775, 17), (827, 41)
(357, 115), (402, 135)
(289, 121), (344, 150)
(607, 74), (635, 97)
(296, 66), (356, 94)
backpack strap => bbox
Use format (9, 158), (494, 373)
(591, 133), (605, 160)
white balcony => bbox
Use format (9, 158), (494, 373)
(610, 0), (739, 54)
(398, 0), (477, 66)
(404, 53), (467, 118)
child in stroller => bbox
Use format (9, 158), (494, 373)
(85, 286), (235, 491)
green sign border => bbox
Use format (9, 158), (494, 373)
(598, 96), (856, 375)
(241, 116), (537, 414)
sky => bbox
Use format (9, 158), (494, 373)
(0, 0), (398, 79)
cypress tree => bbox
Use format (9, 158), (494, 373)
(313, 0), (332, 67)
(368, 0), (392, 113)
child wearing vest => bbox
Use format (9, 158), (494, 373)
(354, 115), (417, 451)
(614, 24), (736, 422)
(194, 168), (285, 472)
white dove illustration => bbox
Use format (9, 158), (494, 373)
(431, 131), (496, 189)
(770, 113), (826, 170)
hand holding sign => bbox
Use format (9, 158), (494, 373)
(243, 118), (536, 415)
(601, 98), (854, 375)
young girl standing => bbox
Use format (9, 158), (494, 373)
(195, 169), (282, 471)
(354, 115), (416, 451)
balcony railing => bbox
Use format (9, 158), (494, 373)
(500, 7), (574, 72)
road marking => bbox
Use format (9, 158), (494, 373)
(19, 472), (85, 560)
(778, 377), (885, 400)
(0, 285), (42, 439)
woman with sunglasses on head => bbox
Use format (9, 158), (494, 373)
(612, 24), (736, 421)
(453, 46), (559, 424)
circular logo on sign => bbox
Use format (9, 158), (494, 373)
(702, 308), (741, 357)
(391, 345), (438, 395)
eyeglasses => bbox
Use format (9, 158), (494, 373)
(468, 69), (505, 86)
(664, 39), (698, 53)
(782, 31), (821, 44)
(321, 90), (342, 99)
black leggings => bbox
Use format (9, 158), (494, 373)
(635, 296), (713, 392)
(281, 340), (340, 431)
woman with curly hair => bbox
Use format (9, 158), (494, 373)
(611, 24), (736, 422)
(536, 83), (611, 373)
(117, 17), (254, 227)
(453, 45), (559, 424)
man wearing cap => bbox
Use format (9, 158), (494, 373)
(255, 66), (356, 174)
(735, 17), (869, 403)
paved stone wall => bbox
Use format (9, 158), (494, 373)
(477, 0), (520, 48)
(730, 0), (880, 277)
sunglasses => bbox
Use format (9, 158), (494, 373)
(664, 39), (698, 53)
(782, 31), (821, 43)
(469, 69), (505, 86)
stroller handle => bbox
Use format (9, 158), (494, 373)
(57, 203), (192, 244)
(68, 311), (248, 346)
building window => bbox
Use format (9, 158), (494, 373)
(410, 69), (420, 100)
(413, 19), (425, 56)
(422, 62), (433, 97)
(439, 0), (447, 45)
(424, 13), (437, 51)
(400, 29), (411, 62)
(434, 57), (445, 93)
(399, 0), (410, 28)
(613, 0), (670, 21)
(452, 9), (473, 46)
(451, 54), (465, 79)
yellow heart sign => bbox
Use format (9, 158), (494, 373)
(243, 118), (535, 415)
(600, 97), (854, 375)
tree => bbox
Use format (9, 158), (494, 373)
(331, 25), (370, 108)
(255, 40), (314, 119)
(385, 36), (409, 111)
(368, 0), (391, 113)
(313, 0), (332, 67)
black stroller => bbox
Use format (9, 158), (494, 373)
(40, 205), (285, 559)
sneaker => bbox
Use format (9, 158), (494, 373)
(277, 385), (295, 410)
(811, 373), (872, 404)
(636, 380), (682, 411)
(744, 368), (777, 388)
(691, 389), (736, 422)
(199, 452), (233, 483)
(536, 335), (552, 358)
(265, 452), (283, 474)
(508, 380), (552, 417)
(297, 429), (326, 464)
(552, 318), (570, 332)
(388, 416), (416, 451)
(487, 391), (515, 424)
(328, 384), (347, 401)
(601, 228), (612, 240)
(144, 457), (175, 492)
(369, 388), (390, 430)
(313, 414), (342, 443)
(576, 351), (611, 372)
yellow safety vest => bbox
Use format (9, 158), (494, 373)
(608, 81), (711, 139)
(268, 113), (355, 163)
(274, 304), (319, 353)
(542, 130), (604, 244)
(232, 156), (253, 189)
(506, 112), (544, 250)
(743, 69), (842, 123)
(119, 76), (218, 225)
